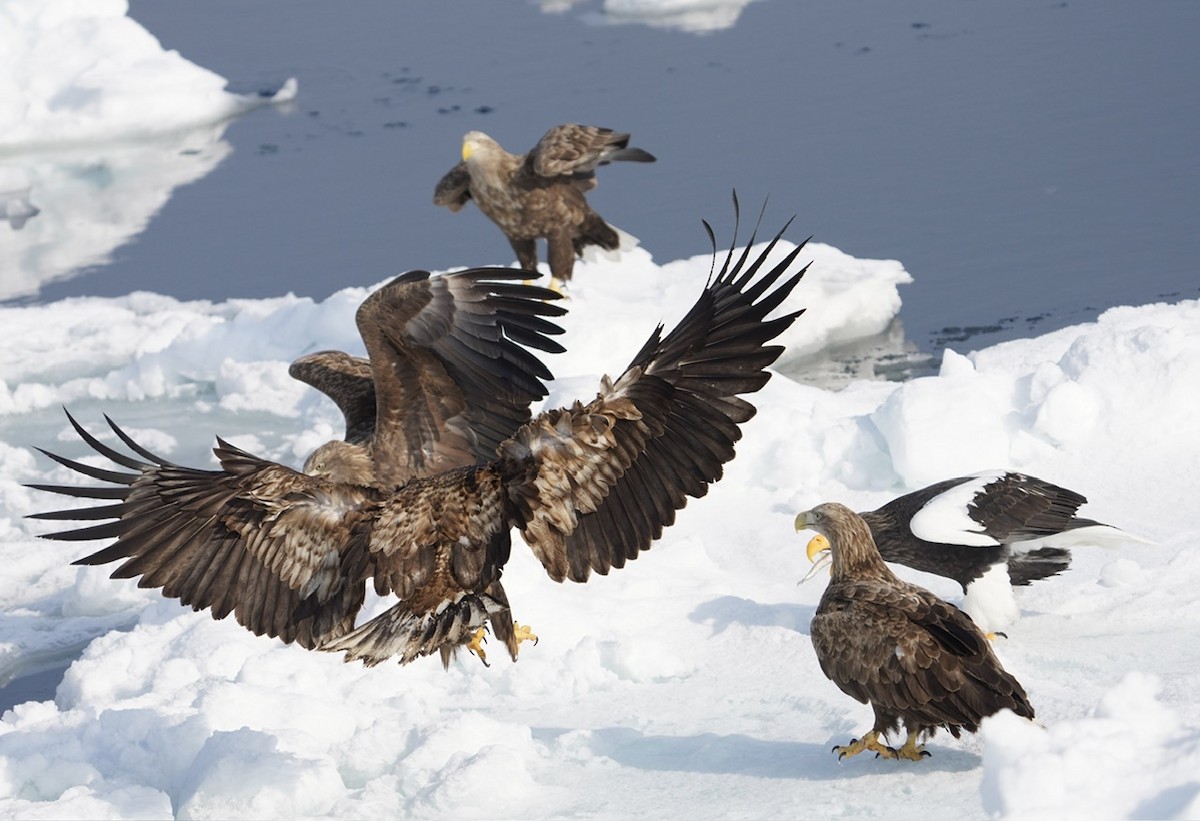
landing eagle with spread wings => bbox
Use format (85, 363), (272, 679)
(30, 211), (808, 669)
(434, 124), (656, 292)
(30, 267), (566, 657)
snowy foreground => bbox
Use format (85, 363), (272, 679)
(0, 237), (1198, 819)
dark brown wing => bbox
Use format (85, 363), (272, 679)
(500, 205), (808, 582)
(433, 161), (473, 211)
(26, 411), (374, 649)
(811, 580), (1035, 732)
(968, 472), (1100, 540)
(288, 351), (376, 444)
(529, 124), (655, 179)
(355, 268), (566, 486)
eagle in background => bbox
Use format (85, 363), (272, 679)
(802, 471), (1140, 634)
(30, 209), (808, 670)
(796, 502), (1036, 762)
(433, 124), (656, 293)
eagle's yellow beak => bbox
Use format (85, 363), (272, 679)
(795, 510), (832, 584)
(794, 511), (810, 532)
(806, 533), (831, 563)
(462, 140), (475, 162)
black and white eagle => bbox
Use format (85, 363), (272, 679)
(802, 471), (1141, 633)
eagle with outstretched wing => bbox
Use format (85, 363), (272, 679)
(796, 503), (1036, 762)
(28, 267), (565, 655)
(801, 471), (1140, 634)
(30, 208), (808, 670)
(434, 124), (655, 293)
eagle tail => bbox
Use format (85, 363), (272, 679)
(319, 594), (505, 668)
(604, 146), (656, 164)
(574, 213), (621, 255)
(1005, 546), (1072, 585)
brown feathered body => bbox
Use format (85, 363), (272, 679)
(434, 124), (656, 285)
(30, 208), (808, 669)
(803, 503), (1035, 745)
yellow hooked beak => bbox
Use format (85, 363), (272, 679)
(795, 510), (832, 584)
(461, 139), (475, 162)
(805, 533), (831, 563)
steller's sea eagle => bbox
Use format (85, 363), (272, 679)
(801, 471), (1141, 634)
(29, 208), (808, 670)
(433, 124), (656, 293)
(796, 502), (1036, 761)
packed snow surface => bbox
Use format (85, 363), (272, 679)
(2, 1), (1198, 818)
(0, 236), (1197, 819)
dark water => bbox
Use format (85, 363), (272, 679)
(0, 664), (69, 714)
(13, 0), (1200, 356)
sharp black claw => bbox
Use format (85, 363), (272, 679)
(994, 631), (1009, 639)
(920, 750), (932, 758)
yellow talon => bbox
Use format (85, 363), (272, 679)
(895, 731), (932, 761)
(513, 622), (539, 650)
(467, 626), (490, 667)
(832, 730), (898, 761)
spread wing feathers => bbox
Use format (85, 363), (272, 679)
(295, 268), (566, 486)
(965, 472), (1100, 541)
(432, 161), (472, 211)
(862, 472), (1110, 588)
(361, 268), (566, 483)
(502, 216), (809, 582)
(288, 351), (376, 444)
(812, 582), (1035, 735)
(27, 410), (374, 648)
(529, 124), (657, 180)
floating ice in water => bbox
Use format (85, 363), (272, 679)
(0, 0), (296, 302)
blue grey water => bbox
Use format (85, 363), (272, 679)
(14, 0), (1200, 358)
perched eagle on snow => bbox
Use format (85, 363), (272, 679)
(433, 124), (656, 293)
(796, 502), (1036, 761)
(803, 471), (1139, 634)
(30, 212), (808, 669)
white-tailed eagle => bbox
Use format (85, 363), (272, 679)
(29, 268), (566, 654)
(796, 502), (1036, 761)
(433, 124), (655, 293)
(30, 211), (807, 671)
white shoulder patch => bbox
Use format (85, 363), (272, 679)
(909, 473), (1002, 547)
